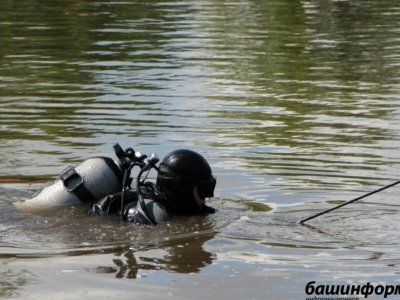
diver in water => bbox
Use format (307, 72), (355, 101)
(89, 148), (216, 225)
(16, 144), (216, 226)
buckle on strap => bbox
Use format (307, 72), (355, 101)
(59, 166), (84, 192)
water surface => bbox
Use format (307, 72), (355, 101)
(1, 0), (400, 299)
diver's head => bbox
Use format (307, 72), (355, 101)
(156, 149), (216, 215)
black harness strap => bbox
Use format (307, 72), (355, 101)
(73, 183), (97, 203)
(59, 166), (97, 203)
(99, 157), (123, 183)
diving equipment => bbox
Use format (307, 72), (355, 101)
(89, 182), (171, 225)
(15, 157), (122, 211)
(15, 144), (216, 225)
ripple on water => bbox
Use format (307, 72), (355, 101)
(2, 187), (400, 257)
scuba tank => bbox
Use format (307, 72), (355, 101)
(15, 157), (122, 211)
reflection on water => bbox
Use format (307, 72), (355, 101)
(100, 234), (216, 279)
(2, 185), (400, 298)
(1, 0), (400, 195)
(2, 0), (400, 298)
(0, 268), (38, 299)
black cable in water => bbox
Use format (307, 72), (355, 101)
(299, 179), (400, 224)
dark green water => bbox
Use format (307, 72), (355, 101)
(1, 0), (400, 299)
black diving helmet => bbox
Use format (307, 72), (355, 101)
(156, 149), (216, 214)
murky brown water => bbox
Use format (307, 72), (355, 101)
(2, 0), (400, 299)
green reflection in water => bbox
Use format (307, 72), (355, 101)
(193, 0), (400, 189)
(1, 0), (400, 187)
(241, 200), (272, 212)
